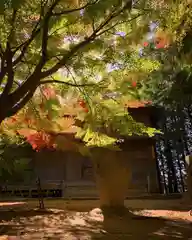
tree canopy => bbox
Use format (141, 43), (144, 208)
(0, 0), (170, 150)
(0, 0), (157, 122)
(0, 84), (158, 153)
(0, 134), (34, 183)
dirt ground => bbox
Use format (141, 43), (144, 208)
(0, 199), (192, 239)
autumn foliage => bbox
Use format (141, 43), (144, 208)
(143, 31), (170, 50)
(131, 81), (137, 88)
(143, 42), (149, 47)
(2, 87), (89, 152)
(42, 87), (56, 99)
(78, 99), (89, 113)
(25, 131), (56, 152)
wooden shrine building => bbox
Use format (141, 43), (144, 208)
(0, 101), (160, 198)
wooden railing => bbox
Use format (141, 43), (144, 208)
(0, 181), (98, 198)
(0, 180), (152, 199)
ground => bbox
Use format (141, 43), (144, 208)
(0, 198), (192, 239)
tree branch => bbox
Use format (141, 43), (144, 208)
(93, 0), (132, 35)
(40, 0), (61, 66)
(12, 0), (48, 66)
(41, 18), (49, 64)
(0, 43), (13, 86)
(1, 44), (14, 99)
(12, 27), (41, 67)
(8, 0), (62, 106)
(3, 0), (133, 121)
(39, 79), (95, 87)
(40, 38), (92, 78)
(40, 0), (133, 79)
(0, 9), (17, 85)
(96, 13), (143, 37)
(0, 44), (4, 57)
(52, 0), (99, 16)
(7, 90), (35, 118)
(8, 9), (17, 44)
(0, 59), (7, 86)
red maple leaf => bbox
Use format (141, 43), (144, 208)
(32, 143), (37, 150)
(10, 117), (17, 123)
(78, 99), (86, 108)
(42, 87), (56, 99)
(131, 81), (137, 88)
(143, 42), (149, 47)
(156, 42), (165, 49)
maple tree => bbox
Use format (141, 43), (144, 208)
(0, 0), (180, 153)
(0, 0), (152, 123)
(0, 0), (179, 124)
(1, 83), (159, 154)
(0, 82), (159, 210)
(0, 0), (187, 211)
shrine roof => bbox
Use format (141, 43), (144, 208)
(125, 100), (152, 108)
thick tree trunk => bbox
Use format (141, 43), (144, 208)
(0, 109), (5, 124)
(92, 149), (130, 214)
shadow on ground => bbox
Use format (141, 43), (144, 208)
(88, 208), (192, 240)
(0, 207), (191, 239)
(0, 197), (192, 212)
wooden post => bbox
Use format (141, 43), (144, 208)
(36, 177), (45, 209)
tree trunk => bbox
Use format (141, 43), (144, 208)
(0, 109), (5, 124)
(92, 149), (130, 214)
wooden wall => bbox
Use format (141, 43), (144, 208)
(0, 106), (160, 198)
(31, 140), (159, 197)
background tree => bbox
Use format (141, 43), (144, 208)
(0, 135), (34, 186)
(136, 1), (192, 195)
(140, 1), (192, 108)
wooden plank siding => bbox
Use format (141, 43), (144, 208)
(0, 104), (160, 199)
